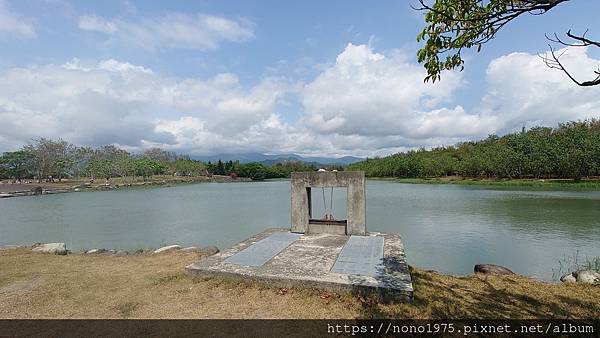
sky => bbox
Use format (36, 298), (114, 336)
(0, 0), (599, 157)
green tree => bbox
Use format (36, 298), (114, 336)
(86, 159), (114, 181)
(0, 150), (35, 182)
(415, 0), (599, 86)
(215, 160), (226, 175)
(131, 158), (165, 181)
(348, 119), (600, 181)
(24, 138), (75, 182)
(169, 159), (205, 176)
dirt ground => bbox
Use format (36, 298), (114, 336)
(0, 248), (598, 319)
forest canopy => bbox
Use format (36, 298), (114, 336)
(348, 119), (600, 181)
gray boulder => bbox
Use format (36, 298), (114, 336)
(32, 243), (67, 255)
(114, 250), (129, 256)
(574, 270), (600, 284)
(474, 264), (514, 275)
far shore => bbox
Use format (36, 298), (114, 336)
(369, 176), (600, 189)
(0, 174), (251, 198)
(3, 174), (600, 199)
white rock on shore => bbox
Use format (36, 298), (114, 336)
(153, 245), (181, 254)
(560, 273), (577, 284)
(574, 270), (600, 284)
(85, 248), (106, 254)
(561, 270), (600, 284)
(32, 243), (67, 255)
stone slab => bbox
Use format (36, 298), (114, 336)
(331, 235), (384, 277)
(185, 228), (413, 302)
(224, 232), (301, 267)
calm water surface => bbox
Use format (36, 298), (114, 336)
(2, 180), (599, 281)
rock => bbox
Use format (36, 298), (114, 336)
(133, 249), (146, 255)
(85, 248), (106, 254)
(574, 270), (600, 284)
(31, 243), (67, 255)
(201, 246), (220, 256)
(115, 250), (128, 256)
(474, 264), (514, 275)
(31, 187), (43, 195)
(560, 273), (577, 284)
(153, 245), (181, 254)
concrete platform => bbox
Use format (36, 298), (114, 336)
(185, 228), (413, 302)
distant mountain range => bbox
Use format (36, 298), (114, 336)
(192, 153), (363, 166)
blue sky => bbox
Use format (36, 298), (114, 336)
(0, 0), (599, 156)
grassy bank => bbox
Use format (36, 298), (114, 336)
(370, 177), (600, 189)
(1, 248), (598, 319)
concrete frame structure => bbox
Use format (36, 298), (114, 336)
(291, 171), (366, 235)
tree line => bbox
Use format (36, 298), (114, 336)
(0, 138), (206, 183)
(348, 120), (600, 181)
(205, 160), (331, 181)
(0, 138), (336, 182)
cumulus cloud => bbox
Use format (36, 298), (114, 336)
(301, 43), (497, 140)
(78, 13), (254, 51)
(0, 0), (36, 39)
(479, 47), (600, 132)
(0, 58), (287, 154)
(1, 43), (598, 157)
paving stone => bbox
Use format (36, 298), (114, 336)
(330, 235), (384, 277)
(224, 232), (301, 267)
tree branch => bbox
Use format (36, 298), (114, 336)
(541, 44), (600, 87)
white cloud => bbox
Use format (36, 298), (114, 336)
(301, 43), (496, 140)
(1, 44), (599, 158)
(78, 13), (254, 51)
(0, 58), (287, 154)
(0, 0), (36, 39)
(478, 47), (600, 132)
(78, 15), (117, 34)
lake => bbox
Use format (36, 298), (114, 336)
(1, 180), (599, 281)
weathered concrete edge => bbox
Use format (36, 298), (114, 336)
(185, 262), (413, 303)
